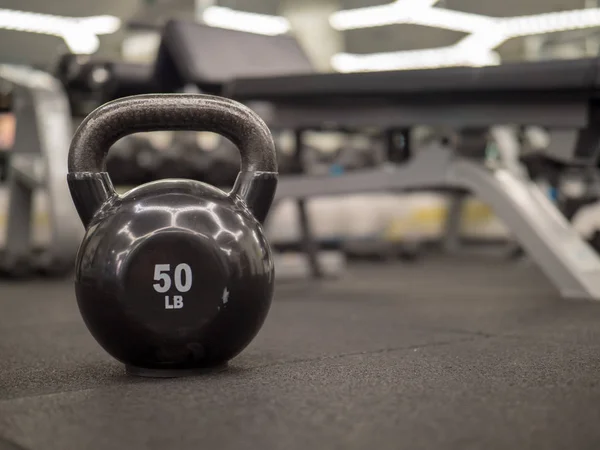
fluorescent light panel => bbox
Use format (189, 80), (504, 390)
(502, 9), (600, 36)
(0, 9), (121, 54)
(330, 0), (441, 30)
(330, 2), (600, 72)
(332, 48), (500, 72)
(330, 0), (440, 30)
(330, 1), (600, 35)
(412, 9), (495, 33)
(203, 6), (290, 36)
(76, 16), (122, 35)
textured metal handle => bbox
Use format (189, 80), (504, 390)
(67, 94), (278, 226)
(68, 93), (277, 174)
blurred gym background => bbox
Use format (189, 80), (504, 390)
(2, 0), (600, 276)
(6, 3), (600, 448)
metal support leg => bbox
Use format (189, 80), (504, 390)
(297, 198), (323, 278)
(385, 127), (411, 164)
(2, 178), (33, 274)
(442, 191), (466, 254)
(449, 159), (600, 300)
(293, 130), (323, 278)
(275, 139), (600, 299)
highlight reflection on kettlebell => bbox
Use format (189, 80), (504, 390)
(67, 94), (278, 377)
(124, 203), (248, 241)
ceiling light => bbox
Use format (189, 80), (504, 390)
(203, 6), (290, 36)
(0, 9), (121, 54)
(76, 15), (122, 35)
(503, 9), (600, 36)
(330, 1), (600, 35)
(455, 29), (507, 52)
(62, 28), (101, 55)
(330, 4), (411, 30)
(410, 9), (494, 33)
(331, 47), (499, 72)
(330, 4), (600, 72)
(330, 0), (439, 30)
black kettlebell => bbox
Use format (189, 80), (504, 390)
(67, 94), (278, 377)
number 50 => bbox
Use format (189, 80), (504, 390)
(153, 264), (193, 293)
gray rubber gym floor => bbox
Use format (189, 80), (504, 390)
(2, 255), (600, 450)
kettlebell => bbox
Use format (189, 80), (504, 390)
(67, 94), (278, 377)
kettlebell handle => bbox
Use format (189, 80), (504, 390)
(67, 94), (278, 226)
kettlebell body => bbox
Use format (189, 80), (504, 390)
(68, 94), (278, 375)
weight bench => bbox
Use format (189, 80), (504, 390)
(62, 20), (600, 299)
(149, 18), (600, 299)
(225, 57), (600, 300)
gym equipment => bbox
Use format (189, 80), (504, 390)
(203, 138), (241, 188)
(302, 145), (337, 176)
(300, 137), (383, 176)
(106, 135), (162, 186)
(155, 133), (240, 187)
(275, 145), (297, 175)
(0, 111), (13, 182)
(384, 128), (412, 164)
(155, 131), (204, 181)
(521, 151), (600, 220)
(67, 94), (278, 376)
(56, 54), (157, 117)
(334, 135), (386, 173)
(0, 64), (82, 276)
(440, 128), (492, 254)
(230, 59), (600, 300)
(155, 20), (314, 95)
(334, 146), (373, 173)
(517, 131), (600, 257)
(268, 194), (425, 261)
